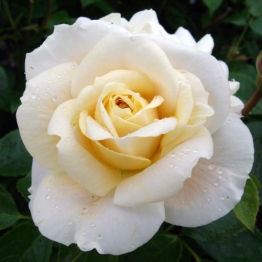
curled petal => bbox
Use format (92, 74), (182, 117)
(30, 172), (165, 255)
(17, 62), (77, 170)
(165, 114), (254, 227)
(48, 100), (121, 196)
(114, 126), (213, 207)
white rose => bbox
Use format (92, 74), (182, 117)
(16, 10), (254, 255)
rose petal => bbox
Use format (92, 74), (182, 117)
(164, 114), (254, 227)
(48, 100), (121, 196)
(71, 33), (179, 117)
(114, 126), (213, 207)
(129, 9), (159, 27)
(25, 19), (127, 80)
(91, 140), (151, 170)
(30, 171), (164, 255)
(174, 27), (196, 47)
(144, 35), (230, 133)
(17, 62), (77, 170)
(196, 34), (214, 54)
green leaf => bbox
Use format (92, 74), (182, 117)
(250, 174), (261, 188)
(121, 233), (182, 262)
(202, 0), (223, 15)
(0, 130), (32, 177)
(229, 63), (262, 114)
(0, 221), (53, 262)
(17, 173), (31, 202)
(80, 0), (114, 13)
(198, 228), (262, 262)
(224, 10), (248, 26)
(182, 211), (245, 243)
(0, 65), (10, 111)
(0, 184), (22, 230)
(234, 175), (259, 232)
(245, 0), (262, 16)
(58, 244), (84, 262)
(250, 16), (262, 36)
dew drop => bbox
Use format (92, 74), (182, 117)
(207, 198), (211, 202)
(131, 244), (135, 249)
(67, 220), (72, 225)
(182, 200), (186, 204)
(213, 181), (220, 187)
(217, 169), (224, 175)
(171, 152), (176, 158)
(208, 164), (216, 171)
(44, 92), (48, 96)
(193, 147), (198, 153)
(55, 205), (58, 209)
(46, 187), (50, 192)
(63, 70), (67, 74)
(58, 74), (61, 78)
(52, 96), (57, 102)
(232, 163), (235, 167)
(91, 223), (95, 228)
(31, 93), (37, 99)
(98, 234), (102, 239)
(81, 208), (88, 215)
(203, 188), (207, 193)
(170, 163), (175, 168)
(218, 208), (222, 212)
(45, 194), (50, 199)
(221, 195), (226, 200)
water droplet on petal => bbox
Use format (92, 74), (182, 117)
(208, 164), (217, 171)
(218, 208), (222, 212)
(52, 96), (57, 102)
(98, 234), (102, 239)
(45, 194), (50, 199)
(81, 208), (88, 215)
(203, 188), (207, 193)
(31, 93), (37, 99)
(221, 195), (225, 200)
(131, 244), (135, 249)
(207, 198), (211, 202)
(170, 163), (175, 168)
(217, 169), (224, 175)
(213, 181), (220, 187)
(232, 163), (235, 167)
(58, 74), (61, 78)
(67, 220), (72, 225)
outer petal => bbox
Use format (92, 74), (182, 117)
(129, 9), (159, 27)
(196, 34), (214, 54)
(143, 35), (230, 133)
(25, 19), (127, 80)
(165, 114), (254, 227)
(71, 33), (179, 117)
(114, 126), (213, 207)
(174, 27), (196, 47)
(30, 172), (165, 255)
(17, 62), (77, 170)
(48, 100), (121, 196)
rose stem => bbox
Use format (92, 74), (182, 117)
(242, 89), (262, 118)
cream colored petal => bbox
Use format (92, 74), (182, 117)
(25, 19), (127, 80)
(229, 80), (240, 95)
(143, 35), (230, 134)
(174, 27), (196, 47)
(230, 95), (244, 116)
(71, 33), (179, 117)
(17, 62), (77, 170)
(196, 34), (214, 54)
(101, 117), (176, 158)
(48, 100), (121, 196)
(30, 171), (164, 255)
(165, 114), (254, 227)
(94, 70), (155, 99)
(91, 140), (151, 170)
(114, 126), (213, 207)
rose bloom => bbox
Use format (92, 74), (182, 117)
(17, 10), (253, 255)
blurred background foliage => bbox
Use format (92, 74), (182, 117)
(0, 0), (262, 261)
